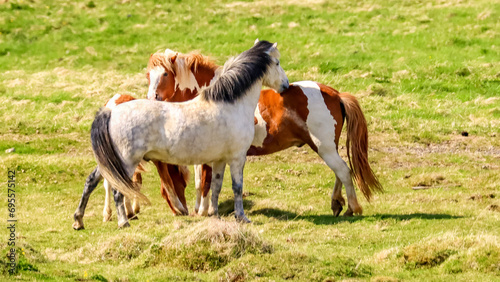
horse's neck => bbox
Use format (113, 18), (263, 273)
(173, 59), (201, 93)
(233, 80), (263, 115)
(172, 60), (217, 100)
(193, 63), (218, 88)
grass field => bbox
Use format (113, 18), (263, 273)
(1, 0), (500, 281)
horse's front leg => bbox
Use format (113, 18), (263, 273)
(209, 162), (226, 217)
(194, 164), (203, 214)
(113, 189), (130, 228)
(154, 161), (188, 215)
(73, 167), (103, 230)
(131, 172), (142, 215)
(229, 157), (250, 223)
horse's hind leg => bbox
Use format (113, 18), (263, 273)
(73, 167), (103, 230)
(331, 175), (346, 217)
(113, 189), (130, 228)
(103, 179), (113, 222)
(320, 151), (362, 216)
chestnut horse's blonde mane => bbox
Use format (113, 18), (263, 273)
(147, 50), (218, 74)
(146, 52), (174, 74)
(179, 51), (218, 73)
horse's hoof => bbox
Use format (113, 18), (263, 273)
(119, 221), (131, 228)
(235, 215), (251, 223)
(343, 209), (354, 217)
(331, 199), (343, 217)
(205, 209), (213, 216)
(72, 221), (84, 230)
(103, 213), (112, 222)
(177, 207), (189, 216)
(127, 213), (138, 220)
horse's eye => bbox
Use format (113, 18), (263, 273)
(163, 73), (168, 77)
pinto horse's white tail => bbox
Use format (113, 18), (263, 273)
(91, 108), (150, 204)
(339, 93), (383, 201)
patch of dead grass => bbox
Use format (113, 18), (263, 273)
(399, 232), (500, 274)
(145, 219), (273, 271)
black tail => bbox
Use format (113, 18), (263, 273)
(91, 108), (150, 204)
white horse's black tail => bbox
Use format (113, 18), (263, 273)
(91, 108), (150, 204)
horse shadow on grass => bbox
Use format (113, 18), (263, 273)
(218, 199), (255, 217)
(248, 208), (463, 225)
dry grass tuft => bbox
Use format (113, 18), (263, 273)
(145, 219), (273, 271)
(399, 232), (500, 274)
(45, 234), (151, 264)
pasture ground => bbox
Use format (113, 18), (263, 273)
(1, 0), (499, 281)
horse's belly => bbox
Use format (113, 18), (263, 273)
(152, 122), (254, 165)
(148, 141), (241, 165)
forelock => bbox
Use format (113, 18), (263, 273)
(147, 52), (174, 73)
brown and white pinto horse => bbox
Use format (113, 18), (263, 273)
(146, 50), (383, 217)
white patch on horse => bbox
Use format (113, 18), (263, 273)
(174, 58), (201, 92)
(147, 66), (165, 100)
(105, 94), (122, 109)
(295, 81), (338, 154)
(251, 105), (268, 147)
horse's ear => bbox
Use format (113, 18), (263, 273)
(254, 38), (259, 45)
(272, 42), (278, 49)
(170, 53), (178, 65)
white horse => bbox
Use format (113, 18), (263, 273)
(76, 40), (289, 228)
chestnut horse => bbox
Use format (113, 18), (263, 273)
(147, 49), (382, 217)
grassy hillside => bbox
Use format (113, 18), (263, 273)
(1, 0), (499, 281)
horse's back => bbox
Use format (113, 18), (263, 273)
(257, 81), (344, 152)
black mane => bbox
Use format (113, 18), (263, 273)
(202, 41), (274, 103)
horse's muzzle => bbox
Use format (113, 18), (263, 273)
(279, 79), (290, 93)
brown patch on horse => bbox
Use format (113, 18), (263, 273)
(115, 94), (136, 105)
(104, 94), (136, 107)
(247, 86), (317, 155)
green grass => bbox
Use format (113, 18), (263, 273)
(1, 0), (500, 281)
